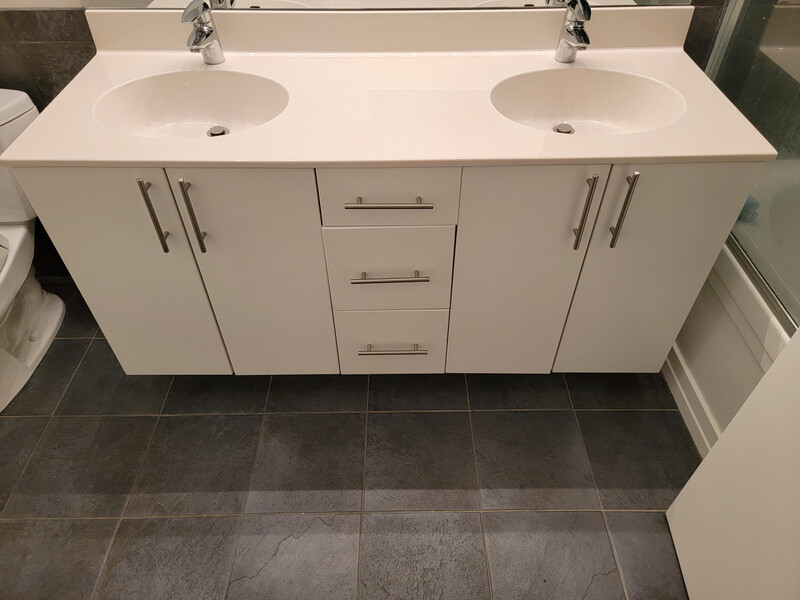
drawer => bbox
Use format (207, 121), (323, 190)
(323, 226), (455, 310)
(335, 309), (449, 374)
(317, 167), (461, 226)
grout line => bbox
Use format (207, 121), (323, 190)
(0, 337), (93, 519)
(88, 375), (173, 600)
(465, 374), (494, 600)
(261, 375), (272, 413)
(356, 374), (370, 600)
(564, 374), (631, 600)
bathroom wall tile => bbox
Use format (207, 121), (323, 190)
(228, 514), (360, 600)
(3, 416), (156, 517)
(127, 415), (260, 516)
(1, 338), (89, 416)
(364, 412), (479, 511)
(566, 373), (676, 409)
(472, 411), (598, 509)
(578, 412), (701, 510)
(43, 277), (97, 338)
(360, 512), (490, 600)
(246, 413), (365, 513)
(0, 519), (116, 600)
(164, 375), (269, 414)
(369, 373), (467, 411)
(57, 340), (171, 415)
(0, 417), (48, 511)
(0, 14), (15, 43)
(94, 516), (239, 600)
(606, 512), (689, 600)
(266, 374), (367, 412)
(467, 374), (571, 410)
(483, 511), (625, 600)
(4, 9), (93, 43)
(16, 42), (95, 107)
(685, 4), (724, 70)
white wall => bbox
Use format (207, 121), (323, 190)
(662, 244), (791, 456)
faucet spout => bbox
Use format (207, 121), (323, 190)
(554, 0), (591, 63)
(182, 0), (229, 65)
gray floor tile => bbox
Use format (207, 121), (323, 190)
(45, 279), (98, 338)
(369, 373), (467, 411)
(566, 373), (676, 409)
(365, 412), (479, 511)
(0, 417), (48, 511)
(606, 512), (689, 600)
(94, 516), (239, 600)
(246, 413), (364, 513)
(2, 338), (89, 415)
(472, 411), (598, 509)
(266, 375), (367, 412)
(163, 375), (269, 414)
(56, 339), (171, 415)
(360, 512), (490, 600)
(127, 415), (261, 516)
(228, 514), (360, 600)
(0, 518), (116, 600)
(578, 412), (701, 509)
(3, 416), (156, 517)
(483, 511), (625, 600)
(467, 374), (571, 409)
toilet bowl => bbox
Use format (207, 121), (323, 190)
(0, 90), (65, 412)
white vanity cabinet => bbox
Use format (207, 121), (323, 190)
(554, 161), (764, 372)
(446, 165), (611, 373)
(165, 168), (339, 375)
(13, 167), (232, 374)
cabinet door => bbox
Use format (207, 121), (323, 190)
(13, 167), (231, 374)
(447, 165), (610, 373)
(554, 162), (764, 372)
(166, 168), (339, 374)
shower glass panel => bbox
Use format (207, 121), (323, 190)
(713, 0), (800, 323)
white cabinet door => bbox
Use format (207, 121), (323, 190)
(14, 167), (231, 374)
(554, 162), (764, 372)
(166, 168), (339, 375)
(447, 165), (610, 373)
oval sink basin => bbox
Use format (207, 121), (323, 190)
(94, 71), (288, 139)
(491, 68), (686, 135)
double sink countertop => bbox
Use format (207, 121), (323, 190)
(0, 7), (776, 168)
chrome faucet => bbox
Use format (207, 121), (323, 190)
(554, 0), (591, 63)
(181, 0), (233, 65)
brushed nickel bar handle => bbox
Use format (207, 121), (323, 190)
(351, 270), (431, 285)
(609, 171), (640, 249)
(358, 343), (428, 356)
(177, 178), (207, 253)
(344, 196), (434, 210)
(572, 174), (600, 250)
(136, 178), (170, 253)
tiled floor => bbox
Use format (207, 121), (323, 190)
(0, 281), (699, 600)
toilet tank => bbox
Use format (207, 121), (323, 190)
(0, 90), (38, 223)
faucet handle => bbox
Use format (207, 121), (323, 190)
(566, 0), (591, 21)
(182, 0), (212, 24)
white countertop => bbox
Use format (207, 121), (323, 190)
(0, 9), (776, 168)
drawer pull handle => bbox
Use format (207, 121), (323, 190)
(178, 179), (208, 253)
(136, 178), (170, 253)
(344, 196), (434, 210)
(609, 171), (640, 249)
(351, 270), (431, 285)
(572, 174), (600, 250)
(358, 343), (428, 356)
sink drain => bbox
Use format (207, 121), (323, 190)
(553, 123), (575, 134)
(207, 125), (230, 137)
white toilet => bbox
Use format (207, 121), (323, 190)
(0, 89), (65, 413)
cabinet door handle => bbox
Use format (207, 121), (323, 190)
(177, 179), (208, 253)
(572, 174), (600, 250)
(609, 171), (640, 248)
(351, 270), (430, 285)
(358, 343), (428, 356)
(344, 196), (434, 210)
(136, 178), (170, 253)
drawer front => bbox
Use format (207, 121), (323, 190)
(317, 167), (461, 226)
(335, 310), (449, 374)
(323, 226), (455, 310)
